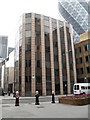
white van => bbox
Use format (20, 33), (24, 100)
(73, 83), (90, 95)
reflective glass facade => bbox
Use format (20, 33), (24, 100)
(0, 36), (8, 88)
(15, 13), (77, 97)
(0, 36), (8, 59)
(58, 0), (89, 42)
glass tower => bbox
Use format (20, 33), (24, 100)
(0, 36), (8, 59)
(58, 0), (89, 42)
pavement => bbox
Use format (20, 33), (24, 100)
(0, 94), (89, 119)
(2, 102), (89, 118)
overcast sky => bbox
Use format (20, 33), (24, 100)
(1, 0), (89, 48)
(0, 0), (61, 47)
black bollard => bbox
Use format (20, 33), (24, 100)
(52, 91), (55, 103)
(2, 92), (4, 96)
(15, 91), (19, 106)
(35, 91), (40, 105)
(8, 91), (10, 96)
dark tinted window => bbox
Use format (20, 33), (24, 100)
(74, 85), (79, 90)
(84, 45), (87, 51)
(88, 44), (90, 50)
(77, 85), (79, 90)
(88, 86), (90, 89)
(79, 47), (81, 53)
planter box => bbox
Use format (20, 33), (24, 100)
(59, 97), (90, 106)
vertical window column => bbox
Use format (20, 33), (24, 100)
(41, 15), (46, 96)
(31, 13), (36, 96)
(49, 18), (55, 93)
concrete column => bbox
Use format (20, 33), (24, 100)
(64, 22), (71, 94)
(57, 20), (63, 95)
(49, 18), (55, 93)
(70, 24), (77, 84)
(41, 15), (46, 96)
(31, 13), (36, 96)
(21, 14), (25, 96)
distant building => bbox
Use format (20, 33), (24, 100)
(15, 13), (77, 97)
(8, 47), (14, 56)
(0, 36), (8, 88)
(75, 31), (90, 83)
(58, 0), (89, 42)
(0, 58), (3, 88)
(0, 36), (8, 59)
(4, 50), (14, 93)
(6, 67), (14, 93)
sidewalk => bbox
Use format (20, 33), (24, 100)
(2, 102), (88, 118)
(0, 95), (89, 118)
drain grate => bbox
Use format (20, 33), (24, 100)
(37, 106), (44, 108)
(2, 105), (10, 107)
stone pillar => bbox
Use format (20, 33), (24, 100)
(70, 24), (77, 84)
(41, 15), (46, 96)
(64, 22), (71, 94)
(21, 14), (25, 96)
(31, 13), (36, 96)
(57, 20), (63, 95)
(49, 18), (55, 93)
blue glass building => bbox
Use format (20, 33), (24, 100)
(58, 0), (89, 42)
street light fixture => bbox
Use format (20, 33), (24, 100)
(65, 84), (67, 96)
(84, 77), (87, 82)
(32, 75), (35, 79)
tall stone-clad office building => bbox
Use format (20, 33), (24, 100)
(16, 13), (77, 96)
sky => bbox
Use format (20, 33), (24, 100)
(0, 0), (61, 48)
(0, 0), (89, 48)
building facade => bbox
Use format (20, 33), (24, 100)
(58, 0), (89, 42)
(6, 67), (14, 93)
(15, 13), (77, 96)
(0, 36), (8, 59)
(75, 31), (90, 83)
(4, 50), (14, 93)
(0, 36), (8, 88)
(8, 47), (14, 56)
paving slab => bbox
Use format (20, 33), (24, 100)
(2, 102), (88, 118)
